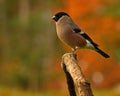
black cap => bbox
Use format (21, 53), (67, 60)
(52, 12), (69, 22)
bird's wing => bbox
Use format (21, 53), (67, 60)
(73, 28), (98, 47)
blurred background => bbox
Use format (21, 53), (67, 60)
(0, 0), (120, 96)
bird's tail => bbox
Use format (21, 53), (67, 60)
(95, 47), (110, 58)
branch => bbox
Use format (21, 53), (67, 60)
(61, 53), (94, 96)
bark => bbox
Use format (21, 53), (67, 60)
(61, 53), (94, 96)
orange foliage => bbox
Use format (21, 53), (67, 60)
(65, 0), (102, 16)
(54, 0), (120, 88)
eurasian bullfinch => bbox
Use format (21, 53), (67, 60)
(52, 12), (109, 58)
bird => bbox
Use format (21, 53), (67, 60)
(52, 12), (110, 58)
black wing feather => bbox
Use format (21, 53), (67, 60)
(73, 28), (98, 47)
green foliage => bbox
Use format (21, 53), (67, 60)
(0, 0), (56, 89)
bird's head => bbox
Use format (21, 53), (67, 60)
(52, 12), (69, 22)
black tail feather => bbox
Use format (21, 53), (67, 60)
(95, 48), (110, 58)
